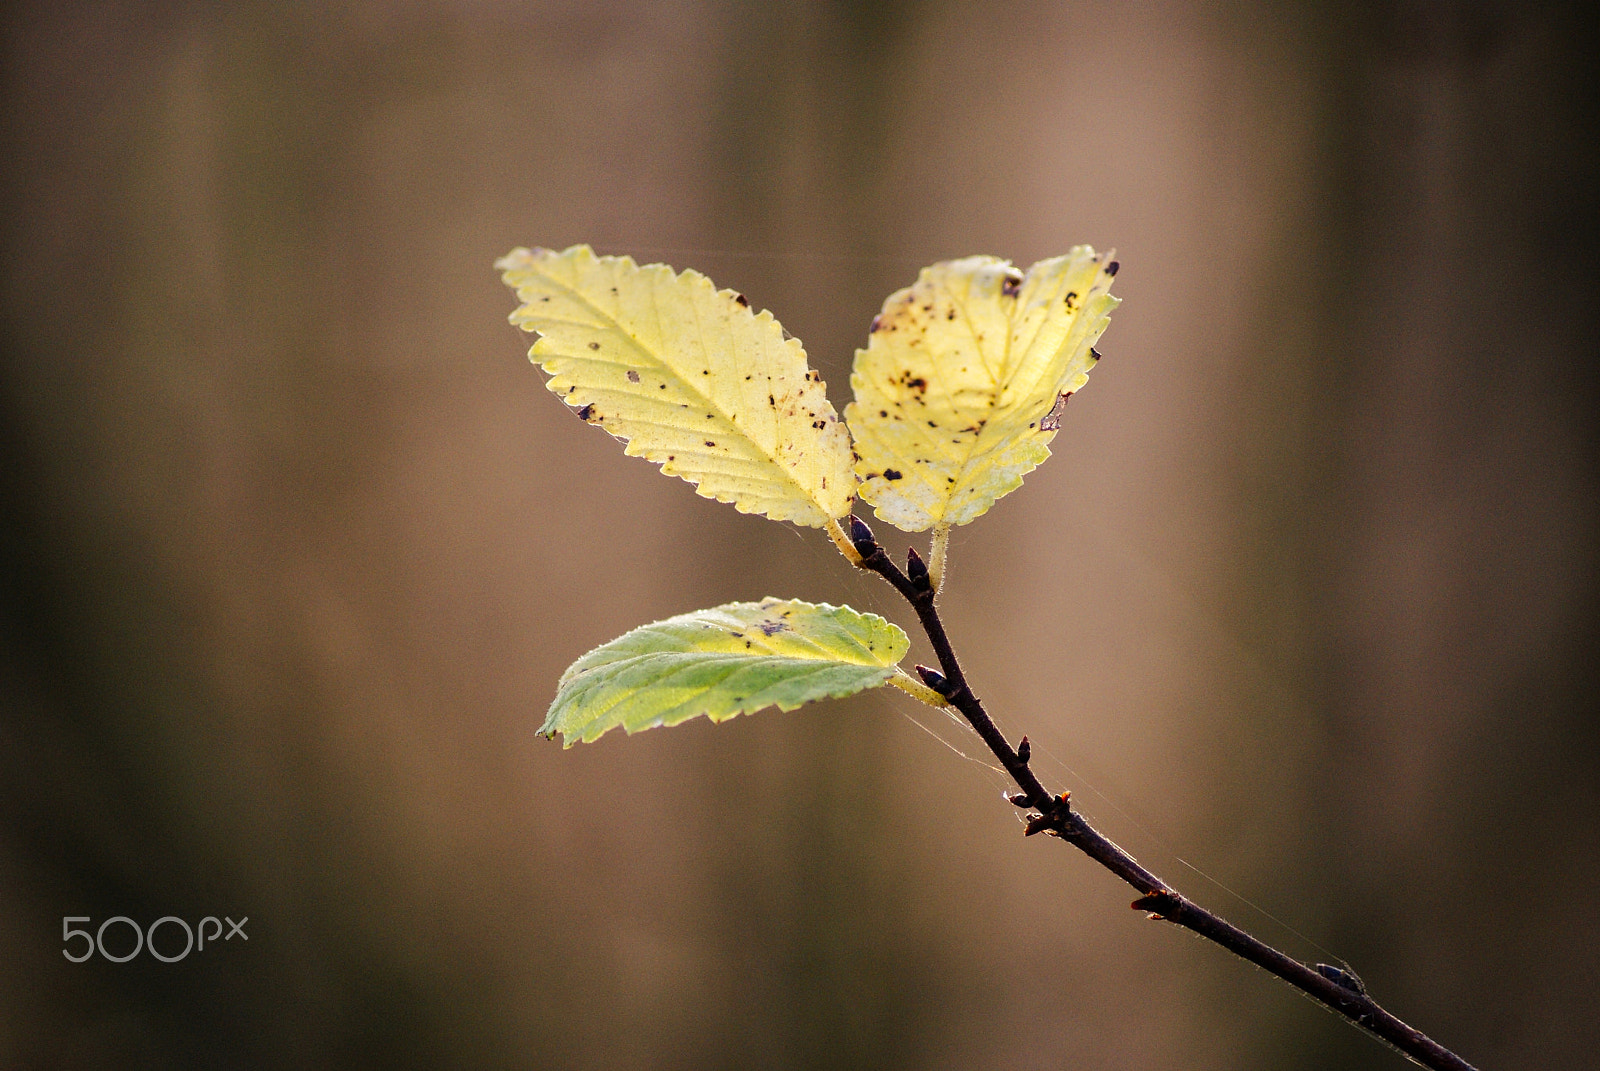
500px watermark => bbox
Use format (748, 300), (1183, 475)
(63, 915), (248, 963)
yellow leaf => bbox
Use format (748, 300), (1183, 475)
(498, 245), (855, 528)
(844, 249), (1118, 532)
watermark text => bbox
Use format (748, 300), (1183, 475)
(63, 916), (248, 963)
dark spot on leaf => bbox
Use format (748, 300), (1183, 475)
(627, 369), (640, 382)
(1001, 273), (1022, 297)
(870, 315), (882, 333)
(769, 394), (776, 405)
(1107, 260), (1120, 276)
(812, 420), (826, 429)
(756, 619), (789, 636)
(705, 440), (716, 447)
(879, 410), (888, 418)
(927, 420), (938, 428)
(1063, 291), (1078, 309)
(883, 469), (903, 480)
(575, 403), (596, 421)
(734, 293), (749, 307)
(702, 369), (710, 375)
(1090, 347), (1102, 361)
(946, 308), (956, 320)
(588, 341), (601, 350)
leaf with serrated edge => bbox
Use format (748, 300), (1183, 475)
(543, 599), (909, 745)
(498, 245), (855, 527)
(844, 249), (1118, 532)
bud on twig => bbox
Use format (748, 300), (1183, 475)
(1008, 793), (1032, 808)
(1017, 736), (1031, 765)
(1131, 890), (1179, 921)
(914, 664), (948, 694)
(906, 546), (931, 590)
(1316, 963), (1367, 995)
(848, 515), (877, 557)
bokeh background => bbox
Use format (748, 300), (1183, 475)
(2, 2), (1596, 1068)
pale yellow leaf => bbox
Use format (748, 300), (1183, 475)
(843, 249), (1118, 531)
(498, 245), (855, 527)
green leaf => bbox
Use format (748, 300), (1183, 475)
(543, 598), (909, 745)
(844, 249), (1119, 532)
(498, 245), (856, 528)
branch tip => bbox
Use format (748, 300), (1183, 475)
(914, 664), (949, 694)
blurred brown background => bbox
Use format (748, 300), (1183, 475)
(2, 2), (1595, 1068)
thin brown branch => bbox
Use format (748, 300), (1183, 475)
(846, 516), (1479, 1071)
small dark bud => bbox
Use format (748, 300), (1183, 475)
(1315, 964), (1366, 995)
(848, 515), (876, 556)
(1008, 793), (1031, 808)
(1132, 891), (1176, 920)
(906, 546), (930, 589)
(1106, 260), (1120, 277)
(914, 665), (948, 693)
(1017, 736), (1031, 765)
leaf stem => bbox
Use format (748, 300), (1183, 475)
(847, 517), (1478, 1071)
(826, 515), (865, 564)
(928, 524), (950, 593)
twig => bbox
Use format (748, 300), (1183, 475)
(845, 516), (1479, 1071)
